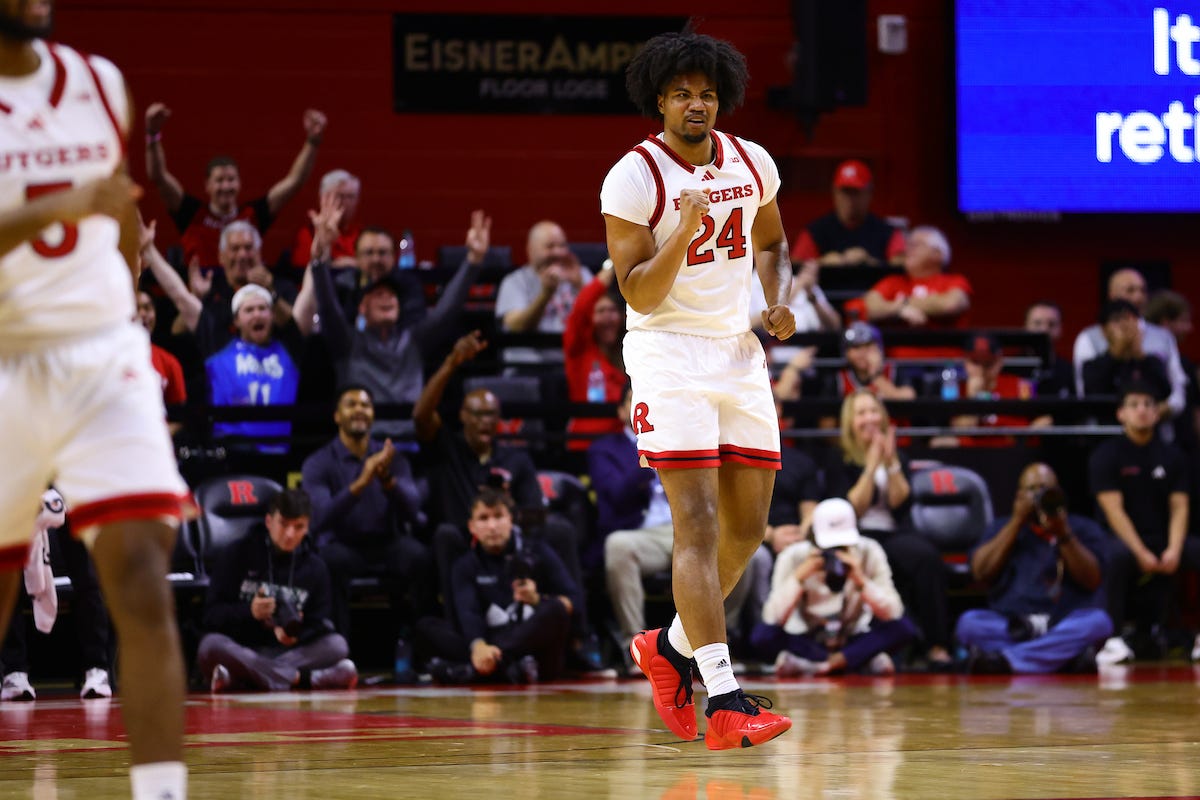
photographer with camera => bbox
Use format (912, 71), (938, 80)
(197, 489), (358, 692)
(955, 463), (1111, 674)
(750, 498), (917, 676)
(414, 487), (581, 684)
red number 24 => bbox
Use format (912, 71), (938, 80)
(26, 182), (79, 258)
(686, 206), (747, 266)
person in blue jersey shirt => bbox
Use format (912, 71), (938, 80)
(206, 284), (302, 453)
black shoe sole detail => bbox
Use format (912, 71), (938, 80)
(741, 736), (752, 748)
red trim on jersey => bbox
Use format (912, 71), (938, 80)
(639, 448), (721, 469)
(0, 98), (11, 115)
(632, 146), (666, 230)
(46, 44), (67, 109)
(726, 135), (763, 198)
(81, 55), (125, 158)
(645, 135), (697, 174)
(0, 543), (29, 573)
(69, 492), (197, 533)
(718, 444), (782, 470)
(711, 131), (725, 168)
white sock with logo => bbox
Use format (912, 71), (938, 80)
(131, 761), (186, 800)
(666, 615), (694, 659)
(694, 642), (739, 698)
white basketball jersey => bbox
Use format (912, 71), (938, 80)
(0, 40), (131, 351)
(600, 130), (781, 338)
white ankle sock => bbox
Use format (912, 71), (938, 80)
(131, 761), (186, 800)
(693, 642), (739, 697)
(667, 616), (693, 658)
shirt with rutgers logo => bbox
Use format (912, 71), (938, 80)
(600, 130), (781, 339)
(0, 40), (131, 352)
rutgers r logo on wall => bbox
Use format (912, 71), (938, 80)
(632, 402), (654, 434)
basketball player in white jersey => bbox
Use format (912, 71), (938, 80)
(0, 2), (192, 797)
(600, 31), (795, 749)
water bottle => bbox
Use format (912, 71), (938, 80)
(397, 229), (416, 269)
(393, 638), (416, 684)
(587, 359), (606, 402)
(940, 363), (960, 400)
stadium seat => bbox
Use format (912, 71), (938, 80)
(192, 474), (283, 577)
(569, 241), (609, 270)
(537, 470), (593, 540)
(909, 465), (993, 581)
(436, 244), (512, 270)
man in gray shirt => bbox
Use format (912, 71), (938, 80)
(494, 220), (593, 363)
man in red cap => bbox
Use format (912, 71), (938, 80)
(791, 159), (906, 267)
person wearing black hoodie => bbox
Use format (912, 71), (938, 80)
(416, 487), (581, 684)
(196, 489), (357, 692)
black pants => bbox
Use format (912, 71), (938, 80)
(1, 526), (110, 678)
(415, 598), (572, 682)
(319, 536), (434, 638)
(862, 527), (950, 650)
(1104, 535), (1200, 633)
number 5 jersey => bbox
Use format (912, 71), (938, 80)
(0, 40), (133, 351)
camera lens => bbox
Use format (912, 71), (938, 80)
(822, 549), (848, 593)
(1035, 486), (1066, 516)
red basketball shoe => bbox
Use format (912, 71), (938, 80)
(630, 628), (697, 740)
(704, 690), (792, 750)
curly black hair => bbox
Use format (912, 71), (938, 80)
(625, 30), (750, 119)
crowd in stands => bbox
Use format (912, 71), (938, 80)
(8, 134), (1200, 698)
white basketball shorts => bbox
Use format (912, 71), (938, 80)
(623, 328), (781, 470)
(0, 323), (192, 568)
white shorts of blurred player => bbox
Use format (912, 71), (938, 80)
(623, 328), (780, 471)
(0, 322), (191, 567)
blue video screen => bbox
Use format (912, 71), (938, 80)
(956, 1), (1200, 213)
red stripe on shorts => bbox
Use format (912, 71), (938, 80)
(719, 444), (781, 470)
(70, 492), (197, 532)
(0, 543), (29, 572)
(640, 448), (721, 469)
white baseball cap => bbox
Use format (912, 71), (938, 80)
(231, 284), (273, 315)
(812, 498), (861, 549)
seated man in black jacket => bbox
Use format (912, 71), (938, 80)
(196, 489), (357, 692)
(415, 487), (580, 684)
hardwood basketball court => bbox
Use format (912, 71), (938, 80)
(1, 665), (1198, 799)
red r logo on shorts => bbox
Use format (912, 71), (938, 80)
(227, 481), (258, 505)
(632, 402), (655, 434)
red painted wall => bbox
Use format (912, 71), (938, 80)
(57, 0), (1199, 358)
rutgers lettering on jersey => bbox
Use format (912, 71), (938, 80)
(0, 40), (133, 348)
(600, 130), (782, 339)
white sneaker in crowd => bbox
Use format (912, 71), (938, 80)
(1191, 633), (1200, 662)
(80, 668), (112, 699)
(312, 659), (358, 690)
(210, 665), (232, 694)
(867, 652), (896, 675)
(774, 650), (821, 678)
(1095, 636), (1135, 666)
(1, 672), (35, 701)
